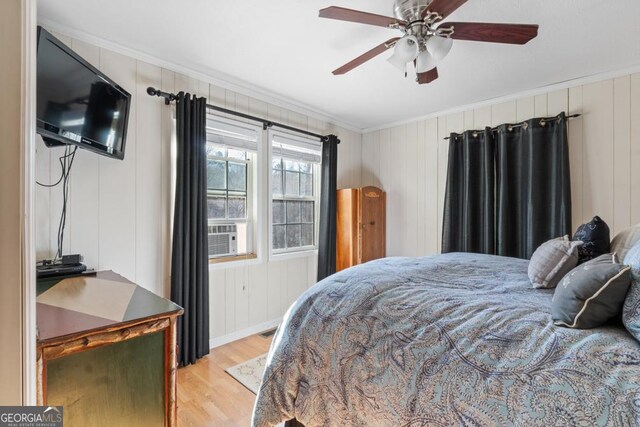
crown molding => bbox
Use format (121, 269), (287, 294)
(363, 63), (640, 133)
(37, 18), (640, 137)
(38, 18), (364, 134)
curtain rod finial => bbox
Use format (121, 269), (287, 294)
(147, 86), (158, 96)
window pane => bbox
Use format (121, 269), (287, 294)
(273, 200), (285, 224)
(207, 197), (226, 219)
(228, 162), (246, 191)
(301, 224), (314, 246)
(272, 158), (282, 170)
(285, 160), (298, 171)
(299, 162), (312, 174)
(272, 169), (283, 196)
(285, 171), (300, 196)
(207, 144), (225, 157)
(300, 173), (313, 197)
(228, 197), (246, 219)
(286, 201), (301, 223)
(286, 225), (301, 248)
(301, 202), (314, 223)
(273, 225), (286, 249)
(207, 159), (226, 190)
(227, 149), (246, 160)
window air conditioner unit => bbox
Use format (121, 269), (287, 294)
(208, 224), (237, 258)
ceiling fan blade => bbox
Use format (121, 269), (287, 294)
(422, 0), (468, 19)
(445, 22), (539, 44)
(417, 68), (439, 84)
(333, 37), (400, 75)
(320, 6), (406, 28)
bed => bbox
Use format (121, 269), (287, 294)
(252, 252), (640, 426)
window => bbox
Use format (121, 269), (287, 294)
(270, 133), (321, 254)
(207, 146), (248, 221)
(206, 117), (260, 259)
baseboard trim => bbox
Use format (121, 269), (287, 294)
(209, 318), (282, 349)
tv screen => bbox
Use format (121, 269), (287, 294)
(36, 27), (131, 160)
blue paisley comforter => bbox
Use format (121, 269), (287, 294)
(252, 253), (640, 427)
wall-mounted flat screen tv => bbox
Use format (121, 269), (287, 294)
(36, 26), (131, 160)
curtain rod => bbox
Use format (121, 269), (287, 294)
(443, 113), (582, 140)
(146, 87), (330, 142)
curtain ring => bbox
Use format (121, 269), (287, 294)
(472, 131), (478, 138)
(522, 122), (528, 130)
(507, 125), (513, 132)
(539, 119), (546, 127)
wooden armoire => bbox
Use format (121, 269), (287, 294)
(336, 186), (386, 272)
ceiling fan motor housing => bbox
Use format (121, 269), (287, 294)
(393, 0), (433, 22)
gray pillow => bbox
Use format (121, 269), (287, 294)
(528, 236), (582, 289)
(611, 224), (640, 262)
(552, 254), (631, 329)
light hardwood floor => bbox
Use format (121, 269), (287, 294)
(177, 334), (273, 426)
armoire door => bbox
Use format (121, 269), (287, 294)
(358, 186), (386, 263)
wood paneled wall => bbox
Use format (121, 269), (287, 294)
(35, 32), (362, 344)
(363, 74), (640, 257)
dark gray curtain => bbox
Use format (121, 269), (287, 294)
(496, 112), (571, 258)
(442, 112), (571, 259)
(171, 92), (210, 366)
(317, 134), (340, 282)
(442, 128), (495, 254)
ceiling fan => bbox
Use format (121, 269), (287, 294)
(319, 0), (539, 84)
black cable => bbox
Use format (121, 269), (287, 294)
(54, 145), (77, 260)
(36, 149), (77, 187)
(58, 146), (77, 259)
(55, 145), (70, 259)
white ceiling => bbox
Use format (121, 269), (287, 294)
(38, 0), (640, 130)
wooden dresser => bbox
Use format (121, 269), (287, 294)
(336, 186), (386, 271)
(36, 271), (183, 427)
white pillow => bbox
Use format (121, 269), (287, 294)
(528, 235), (583, 289)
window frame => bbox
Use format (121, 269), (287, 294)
(205, 114), (263, 265)
(206, 149), (250, 222)
(268, 130), (322, 259)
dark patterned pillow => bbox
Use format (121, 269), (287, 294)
(622, 243), (640, 340)
(573, 216), (610, 264)
(623, 282), (640, 341)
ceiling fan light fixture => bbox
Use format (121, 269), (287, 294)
(319, 3), (539, 85)
(426, 35), (454, 61)
(387, 35), (419, 72)
(416, 50), (436, 73)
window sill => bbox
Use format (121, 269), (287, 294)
(270, 249), (318, 262)
(209, 253), (259, 269)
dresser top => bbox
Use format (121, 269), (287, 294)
(36, 271), (182, 344)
